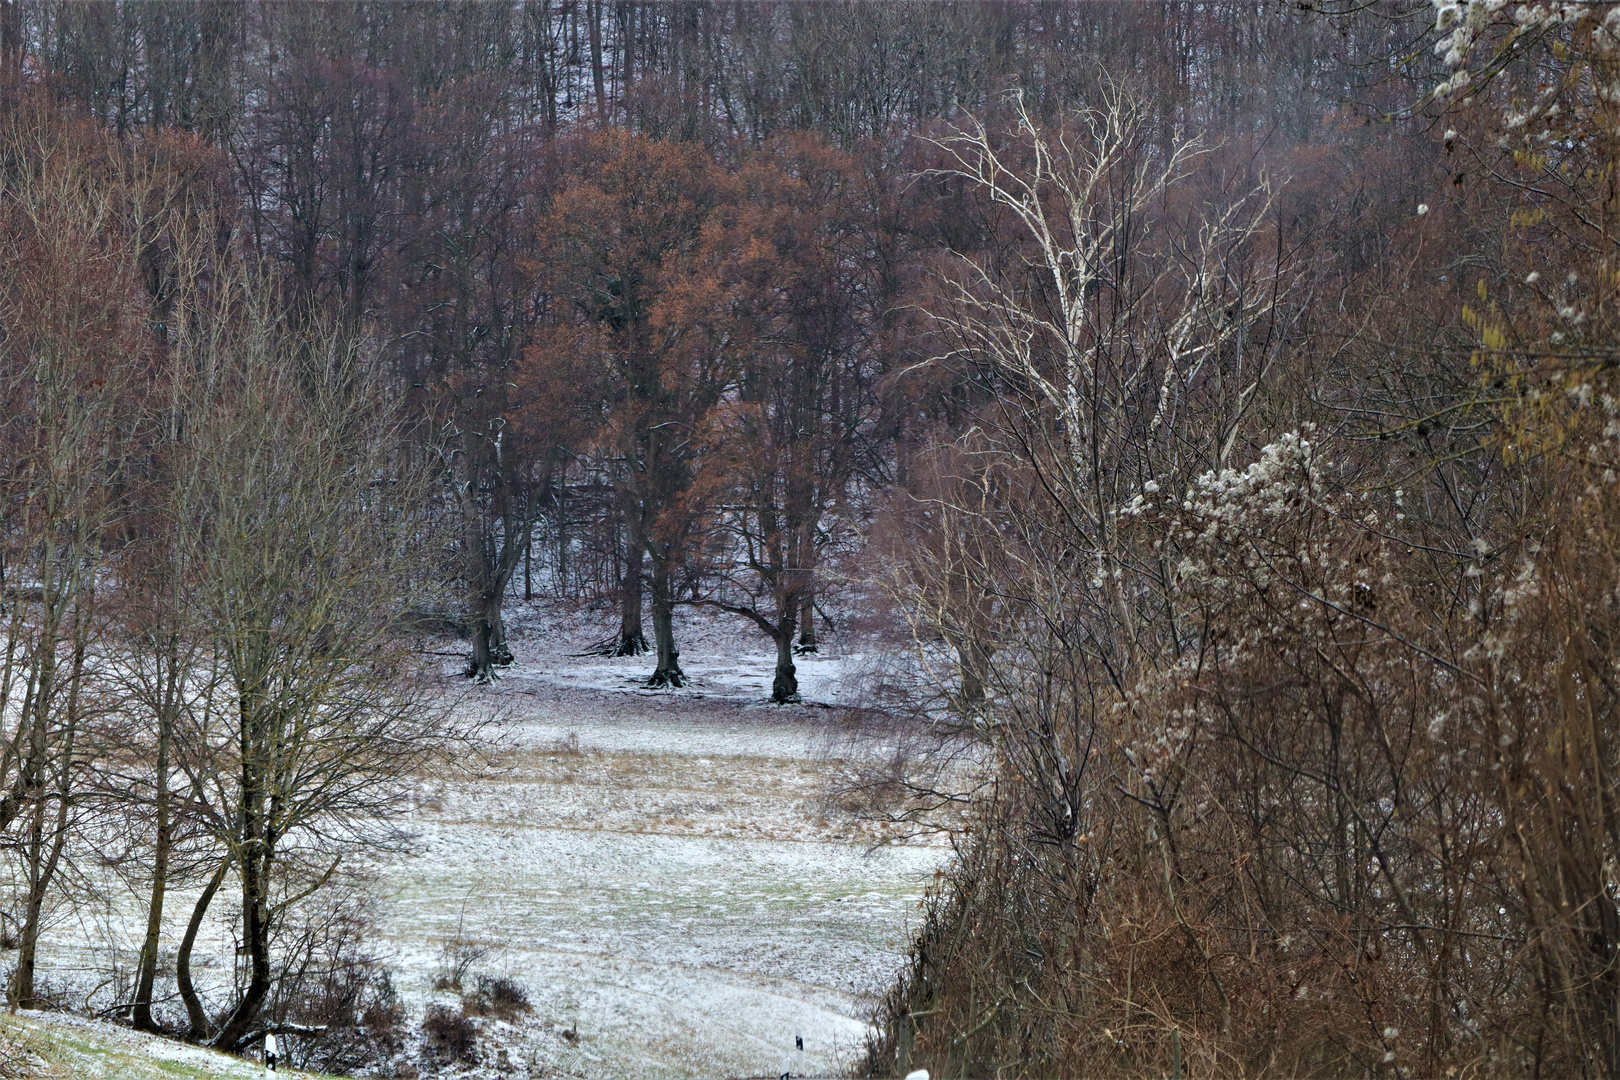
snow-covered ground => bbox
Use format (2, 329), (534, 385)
(497, 594), (892, 708)
(0, 1009), (337, 1079)
(374, 600), (945, 1078)
(23, 600), (943, 1078)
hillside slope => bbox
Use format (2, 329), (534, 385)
(0, 1012), (334, 1080)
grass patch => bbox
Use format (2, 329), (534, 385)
(0, 1012), (342, 1080)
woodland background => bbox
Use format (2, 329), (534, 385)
(0, 1), (1617, 1077)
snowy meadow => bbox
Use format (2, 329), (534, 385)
(28, 603), (946, 1079)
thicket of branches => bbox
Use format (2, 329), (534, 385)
(861, 5), (1620, 1078)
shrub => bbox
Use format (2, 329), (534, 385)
(462, 975), (531, 1023)
(421, 1004), (478, 1066)
(260, 893), (407, 1075)
(431, 931), (500, 992)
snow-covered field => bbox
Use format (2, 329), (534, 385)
(374, 602), (945, 1078)
(27, 600), (944, 1079)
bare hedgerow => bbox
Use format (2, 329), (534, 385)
(871, 426), (1493, 1077)
(261, 890), (406, 1075)
(877, 374), (1620, 1075)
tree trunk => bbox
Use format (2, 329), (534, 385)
(212, 733), (272, 1051)
(615, 536), (648, 655)
(469, 587), (514, 683)
(462, 504), (532, 681)
(11, 781), (70, 1011)
(646, 561), (684, 688)
(795, 592), (818, 654)
(489, 592), (512, 666)
(11, 632), (79, 1012)
(10, 795), (45, 1011)
(523, 529), (532, 602)
(0, 0), (20, 111)
(178, 857), (229, 1041)
(212, 856), (271, 1049)
(9, 640), (50, 1011)
(588, 0), (606, 117)
(956, 637), (994, 712)
(211, 854), (271, 1050)
(619, 1), (635, 107)
(556, 485), (569, 596)
(133, 670), (176, 1032)
(448, 481), (501, 685)
(772, 599), (799, 704)
(470, 604), (496, 683)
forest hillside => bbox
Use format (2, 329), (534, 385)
(0, 2), (1617, 1078)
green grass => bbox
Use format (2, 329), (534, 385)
(0, 1012), (341, 1080)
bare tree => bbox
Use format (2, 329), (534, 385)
(0, 102), (179, 1009)
(916, 84), (1297, 698)
(111, 209), (240, 1034)
(868, 87), (1316, 1076)
(166, 261), (456, 1051)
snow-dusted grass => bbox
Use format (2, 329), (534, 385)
(0, 1010), (336, 1079)
(497, 595), (882, 708)
(374, 599), (945, 1078)
(22, 599), (944, 1078)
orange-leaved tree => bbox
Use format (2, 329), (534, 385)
(536, 130), (747, 687)
(686, 134), (885, 702)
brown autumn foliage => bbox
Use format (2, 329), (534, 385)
(863, 8), (1620, 1079)
(533, 129), (746, 685)
(683, 134), (894, 700)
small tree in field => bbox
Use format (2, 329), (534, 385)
(175, 263), (456, 1051)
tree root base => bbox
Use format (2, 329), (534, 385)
(579, 633), (649, 657)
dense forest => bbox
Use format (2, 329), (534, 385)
(0, 0), (1618, 1077)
